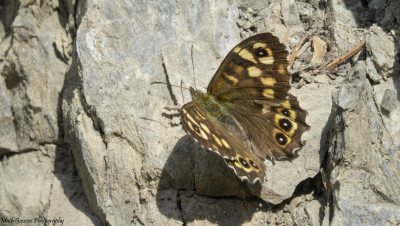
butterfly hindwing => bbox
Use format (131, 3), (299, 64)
(229, 94), (309, 160)
(181, 102), (266, 183)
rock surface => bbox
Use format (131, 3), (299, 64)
(0, 0), (399, 225)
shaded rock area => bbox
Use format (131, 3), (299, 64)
(0, 0), (399, 225)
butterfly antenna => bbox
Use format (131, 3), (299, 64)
(150, 82), (190, 90)
(191, 45), (197, 90)
(180, 79), (185, 104)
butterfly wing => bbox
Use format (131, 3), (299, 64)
(229, 94), (309, 160)
(207, 33), (291, 103)
(181, 101), (266, 183)
(207, 33), (309, 160)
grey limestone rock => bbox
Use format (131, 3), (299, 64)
(328, 60), (400, 226)
(0, 0), (101, 225)
(367, 24), (396, 77)
(366, 56), (382, 83)
(0, 74), (17, 154)
(0, 0), (399, 225)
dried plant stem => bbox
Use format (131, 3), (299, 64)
(282, 29), (290, 45)
(289, 35), (310, 69)
(325, 40), (366, 70)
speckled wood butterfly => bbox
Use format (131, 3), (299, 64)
(181, 33), (309, 184)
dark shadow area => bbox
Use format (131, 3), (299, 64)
(0, 0), (19, 36)
(156, 135), (264, 225)
(55, 0), (69, 29)
(53, 146), (103, 225)
(307, 95), (339, 224)
(320, 101), (341, 224)
(0, 2), (16, 64)
(54, 30), (102, 225)
(317, 94), (337, 165)
(394, 42), (400, 102)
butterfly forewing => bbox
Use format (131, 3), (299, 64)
(208, 33), (290, 100)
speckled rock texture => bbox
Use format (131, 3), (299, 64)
(0, 0), (399, 225)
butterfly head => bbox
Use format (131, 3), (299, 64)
(189, 87), (205, 102)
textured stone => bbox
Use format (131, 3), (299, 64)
(47, 149), (102, 226)
(0, 75), (17, 154)
(338, 62), (366, 111)
(281, 0), (304, 35)
(1, 1), (69, 151)
(373, 78), (400, 148)
(326, 0), (365, 55)
(1, 0), (400, 225)
(367, 24), (396, 77)
(72, 0), (323, 208)
(0, 147), (54, 218)
(381, 89), (397, 113)
(311, 36), (327, 64)
(366, 57), (382, 83)
(0, 145), (99, 225)
(328, 59), (400, 225)
(0, 0), (100, 224)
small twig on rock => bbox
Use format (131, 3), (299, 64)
(324, 40), (366, 70)
(289, 34), (310, 69)
(282, 29), (290, 45)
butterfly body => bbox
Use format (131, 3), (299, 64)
(190, 87), (232, 123)
(181, 33), (309, 184)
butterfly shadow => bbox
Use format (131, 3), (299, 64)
(156, 135), (267, 225)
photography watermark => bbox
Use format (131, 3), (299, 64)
(0, 217), (64, 225)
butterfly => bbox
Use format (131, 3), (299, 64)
(181, 33), (309, 184)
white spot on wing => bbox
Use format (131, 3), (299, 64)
(238, 176), (248, 182)
(228, 165), (237, 175)
(250, 178), (261, 184)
